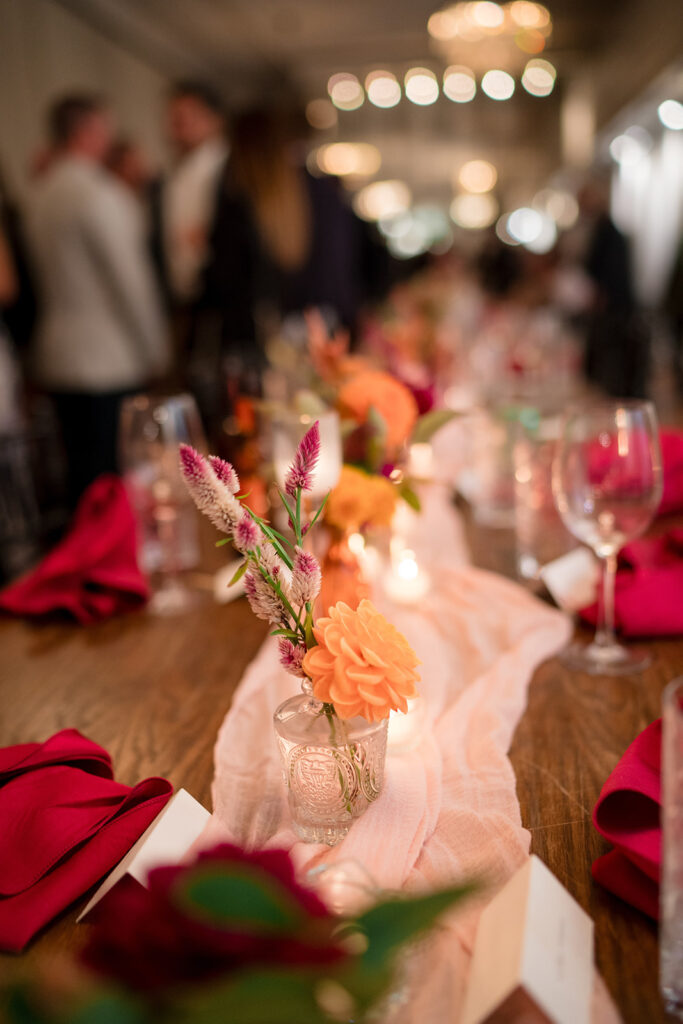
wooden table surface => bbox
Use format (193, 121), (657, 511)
(0, 511), (680, 1024)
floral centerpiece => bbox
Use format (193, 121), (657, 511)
(180, 421), (420, 845)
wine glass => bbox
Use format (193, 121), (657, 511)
(552, 400), (662, 674)
(119, 393), (206, 616)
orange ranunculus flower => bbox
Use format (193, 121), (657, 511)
(302, 599), (420, 722)
(325, 465), (397, 532)
(337, 370), (418, 452)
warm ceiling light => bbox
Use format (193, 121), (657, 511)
(515, 28), (546, 53)
(609, 127), (652, 166)
(450, 192), (499, 229)
(481, 69), (515, 100)
(470, 1), (504, 28)
(509, 1), (550, 29)
(443, 66), (477, 103)
(507, 206), (543, 244)
(353, 179), (412, 221)
(327, 73), (364, 111)
(316, 142), (381, 177)
(521, 58), (556, 96)
(365, 71), (401, 109)
(427, 8), (459, 39)
(658, 99), (683, 130)
(305, 99), (338, 130)
(404, 67), (439, 106)
(458, 159), (498, 193)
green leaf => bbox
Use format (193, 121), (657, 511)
(228, 560), (249, 586)
(366, 406), (388, 473)
(354, 883), (475, 972)
(410, 409), (457, 445)
(308, 492), (330, 529)
(270, 628), (299, 639)
(177, 864), (305, 933)
(178, 969), (335, 1024)
(399, 483), (421, 512)
(70, 993), (148, 1024)
(215, 538), (231, 547)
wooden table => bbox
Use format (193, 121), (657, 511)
(0, 515), (680, 1024)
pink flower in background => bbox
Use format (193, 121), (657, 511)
(278, 638), (306, 677)
(290, 547), (321, 606)
(284, 421), (320, 498)
(179, 444), (240, 534)
(208, 455), (240, 494)
(233, 514), (259, 553)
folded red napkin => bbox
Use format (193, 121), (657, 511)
(0, 729), (172, 952)
(660, 430), (683, 516)
(592, 719), (661, 919)
(0, 474), (149, 624)
(580, 529), (683, 637)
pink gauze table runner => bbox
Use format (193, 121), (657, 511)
(200, 482), (620, 1023)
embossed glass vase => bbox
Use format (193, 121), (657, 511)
(273, 681), (388, 846)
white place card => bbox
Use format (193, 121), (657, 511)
(540, 547), (599, 613)
(78, 788), (210, 921)
(461, 855), (594, 1024)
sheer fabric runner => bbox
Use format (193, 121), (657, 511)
(201, 481), (619, 1023)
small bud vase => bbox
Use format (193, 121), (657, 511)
(273, 681), (388, 846)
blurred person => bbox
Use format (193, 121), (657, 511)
(152, 80), (228, 309)
(0, 163), (38, 352)
(577, 176), (648, 398)
(106, 137), (155, 200)
(28, 93), (169, 507)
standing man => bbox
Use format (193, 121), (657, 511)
(29, 93), (169, 507)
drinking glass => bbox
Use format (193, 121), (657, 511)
(661, 677), (683, 1019)
(119, 393), (206, 616)
(552, 401), (662, 674)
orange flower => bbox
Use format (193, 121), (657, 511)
(338, 371), (418, 452)
(302, 599), (420, 722)
(325, 466), (397, 532)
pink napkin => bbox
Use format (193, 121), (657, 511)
(580, 529), (683, 637)
(659, 430), (683, 516)
(592, 719), (661, 920)
(0, 475), (148, 624)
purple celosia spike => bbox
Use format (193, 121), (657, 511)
(208, 455), (240, 495)
(278, 638), (306, 677)
(179, 443), (240, 535)
(234, 513), (259, 554)
(289, 546), (321, 606)
(284, 420), (320, 497)
(243, 570), (285, 624)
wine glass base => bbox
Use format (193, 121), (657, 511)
(559, 640), (653, 676)
(148, 579), (200, 617)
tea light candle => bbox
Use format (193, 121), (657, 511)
(383, 546), (431, 604)
(408, 442), (434, 480)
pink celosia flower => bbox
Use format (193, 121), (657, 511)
(260, 544), (290, 598)
(208, 455), (240, 495)
(289, 547), (321, 607)
(233, 513), (259, 554)
(284, 421), (320, 498)
(244, 571), (285, 624)
(179, 444), (240, 534)
(278, 638), (306, 677)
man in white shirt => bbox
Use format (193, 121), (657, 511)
(159, 81), (229, 306)
(29, 93), (169, 506)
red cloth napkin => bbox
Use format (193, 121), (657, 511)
(0, 729), (172, 952)
(580, 529), (683, 637)
(659, 430), (683, 517)
(592, 719), (661, 919)
(0, 475), (149, 624)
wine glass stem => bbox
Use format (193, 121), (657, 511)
(595, 552), (618, 649)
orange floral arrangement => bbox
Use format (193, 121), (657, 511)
(325, 465), (397, 532)
(337, 370), (418, 453)
(302, 599), (420, 722)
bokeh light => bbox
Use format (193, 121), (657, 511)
(450, 192), (499, 229)
(507, 206), (543, 243)
(443, 66), (477, 103)
(470, 2), (504, 29)
(658, 99), (683, 131)
(305, 99), (338, 130)
(365, 70), (401, 109)
(609, 126), (653, 166)
(353, 179), (412, 221)
(327, 73), (364, 111)
(316, 142), (381, 177)
(509, 2), (551, 30)
(481, 69), (515, 100)
(521, 58), (556, 97)
(404, 67), (440, 106)
(533, 188), (579, 229)
(458, 159), (498, 193)
(427, 8), (459, 40)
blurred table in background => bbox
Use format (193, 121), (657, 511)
(0, 509), (678, 1024)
